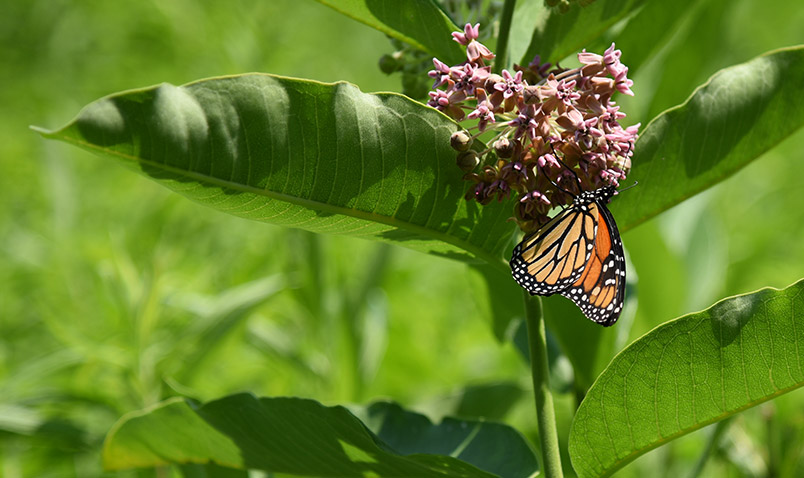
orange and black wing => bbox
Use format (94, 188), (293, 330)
(510, 205), (598, 296)
(560, 200), (626, 326)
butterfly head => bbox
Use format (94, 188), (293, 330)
(574, 185), (617, 207)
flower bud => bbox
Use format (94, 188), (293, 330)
(450, 130), (473, 151)
(493, 138), (515, 158)
(456, 150), (480, 172)
(523, 85), (540, 104)
(483, 73), (504, 92)
(378, 52), (402, 74)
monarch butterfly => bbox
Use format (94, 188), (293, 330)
(509, 175), (629, 326)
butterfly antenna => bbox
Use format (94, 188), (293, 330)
(539, 165), (575, 197)
(618, 180), (639, 193)
(549, 142), (583, 194)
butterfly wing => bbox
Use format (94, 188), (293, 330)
(510, 204), (598, 296)
(560, 200), (626, 326)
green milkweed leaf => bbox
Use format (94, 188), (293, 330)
(520, 0), (648, 65)
(604, 0), (699, 75)
(314, 0), (464, 64)
(103, 393), (538, 477)
(34, 76), (514, 267)
(361, 401), (538, 478)
(613, 46), (804, 229)
(569, 279), (804, 477)
(34, 48), (804, 273)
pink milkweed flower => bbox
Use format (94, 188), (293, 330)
(466, 40), (495, 63)
(452, 23), (480, 45)
(509, 102), (548, 141)
(557, 109), (604, 150)
(614, 67), (634, 96)
(467, 102), (495, 132)
(528, 55), (553, 78)
(467, 89), (496, 132)
(449, 62), (489, 96)
(427, 89), (465, 120)
(520, 189), (551, 206)
(516, 190), (552, 228)
(599, 105), (627, 133)
(599, 168), (625, 187)
(428, 58), (451, 89)
(582, 151), (607, 169)
(486, 179), (510, 201)
(602, 44), (626, 77)
(536, 153), (561, 170)
(539, 75), (581, 114)
(452, 23), (495, 63)
(581, 43), (633, 95)
(494, 69), (525, 99)
(578, 49), (603, 66)
(426, 26), (640, 231)
(500, 160), (530, 186)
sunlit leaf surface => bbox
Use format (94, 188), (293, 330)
(614, 46), (804, 229)
(569, 279), (804, 477)
(35, 76), (514, 266)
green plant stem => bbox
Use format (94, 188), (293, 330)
(688, 417), (731, 478)
(524, 291), (564, 478)
(494, 0), (517, 73)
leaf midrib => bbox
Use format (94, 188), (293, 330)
(41, 128), (508, 270)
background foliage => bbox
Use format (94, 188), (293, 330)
(3, 0), (804, 476)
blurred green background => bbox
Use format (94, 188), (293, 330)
(2, 0), (804, 477)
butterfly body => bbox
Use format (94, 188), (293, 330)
(510, 185), (626, 326)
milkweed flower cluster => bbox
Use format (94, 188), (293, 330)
(428, 23), (640, 233)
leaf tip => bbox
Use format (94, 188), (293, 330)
(30, 124), (56, 137)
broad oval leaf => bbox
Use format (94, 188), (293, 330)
(360, 401), (538, 478)
(34, 75), (514, 266)
(36, 49), (804, 268)
(613, 46), (804, 230)
(314, 0), (464, 64)
(103, 393), (538, 478)
(569, 279), (804, 478)
(520, 0), (648, 66)
(605, 0), (698, 75)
